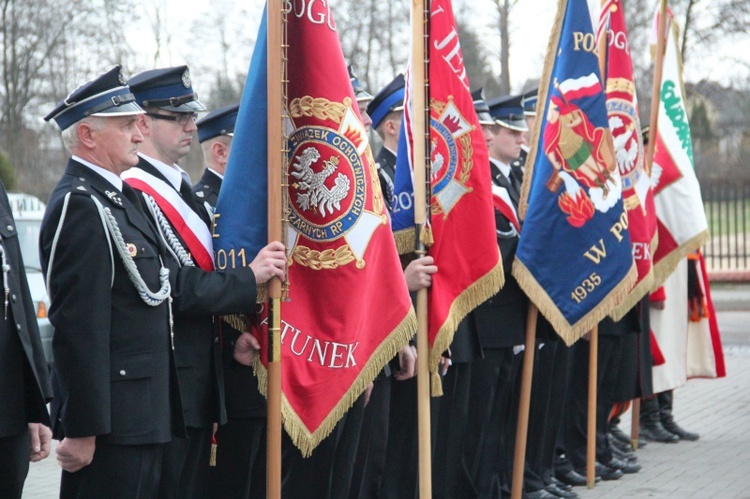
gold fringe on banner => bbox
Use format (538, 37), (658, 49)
(253, 308), (417, 457)
(609, 232), (659, 321)
(431, 372), (443, 397)
(428, 260), (505, 392)
(222, 313), (249, 333)
(651, 229), (710, 292)
(393, 227), (417, 255)
(512, 259), (637, 346)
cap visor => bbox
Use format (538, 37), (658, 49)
(159, 99), (207, 113)
(91, 102), (146, 117)
(497, 118), (528, 132)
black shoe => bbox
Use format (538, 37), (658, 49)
(637, 437), (648, 448)
(608, 433), (633, 453)
(639, 421), (680, 443)
(550, 477), (572, 492)
(555, 469), (588, 487)
(606, 456), (641, 474)
(663, 420), (700, 441)
(611, 441), (638, 463)
(544, 483), (580, 498)
(589, 463), (624, 481)
(609, 424), (631, 446)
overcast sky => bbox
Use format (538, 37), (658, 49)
(125, 0), (744, 98)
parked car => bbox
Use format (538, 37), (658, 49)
(8, 193), (53, 366)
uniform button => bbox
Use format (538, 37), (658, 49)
(214, 337), (219, 344)
(6, 225), (13, 232)
(119, 370), (126, 376)
(11, 294), (16, 302)
(16, 324), (21, 331)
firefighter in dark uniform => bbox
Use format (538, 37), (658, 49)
(41, 66), (284, 498)
(367, 73), (405, 210)
(193, 103), (239, 212)
(191, 103), (269, 499)
(430, 89), (494, 498)
(464, 94), (537, 498)
(0, 183), (53, 498)
(126, 66), (286, 499)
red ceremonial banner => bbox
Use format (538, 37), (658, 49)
(392, 0), (503, 379)
(256, 5), (415, 455)
(601, 0), (657, 319)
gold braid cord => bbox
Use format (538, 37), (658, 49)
(292, 245), (356, 270)
(289, 96), (348, 123)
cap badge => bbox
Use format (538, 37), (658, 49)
(182, 69), (191, 88)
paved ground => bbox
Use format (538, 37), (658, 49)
(21, 283), (750, 498)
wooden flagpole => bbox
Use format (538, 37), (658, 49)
(266, 1), (284, 497)
(586, 325), (599, 489)
(411, 0), (432, 496)
(646, 0), (669, 175)
(511, 305), (539, 499)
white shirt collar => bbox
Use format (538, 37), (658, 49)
(489, 157), (512, 179)
(207, 167), (224, 180)
(138, 152), (185, 191)
(72, 155), (122, 190)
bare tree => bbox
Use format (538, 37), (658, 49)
(490, 0), (514, 95)
(0, 0), (136, 198)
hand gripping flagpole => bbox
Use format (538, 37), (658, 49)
(266, 1), (287, 496)
(412, 0), (433, 496)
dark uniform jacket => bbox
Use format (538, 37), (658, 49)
(471, 161), (526, 349)
(191, 172), (267, 419)
(376, 147), (396, 209)
(191, 169), (221, 214)
(41, 159), (257, 444)
(132, 157), (257, 428)
(0, 182), (52, 437)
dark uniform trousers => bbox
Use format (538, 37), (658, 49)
(563, 312), (638, 471)
(462, 162), (526, 497)
(432, 316), (483, 498)
(192, 171), (271, 499)
(0, 181), (52, 499)
(42, 161), (257, 498)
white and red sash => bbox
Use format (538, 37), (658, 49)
(491, 184), (521, 233)
(122, 168), (215, 271)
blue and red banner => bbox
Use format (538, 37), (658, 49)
(213, 4), (416, 456)
(391, 0), (503, 377)
(512, 0), (636, 344)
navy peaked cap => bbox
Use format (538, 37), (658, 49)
(367, 74), (405, 130)
(522, 88), (539, 116)
(44, 65), (144, 131)
(472, 88), (495, 126)
(488, 94), (528, 132)
(196, 103), (240, 143)
(348, 65), (373, 103)
(128, 65), (206, 113)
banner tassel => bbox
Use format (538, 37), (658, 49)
(431, 371), (443, 397)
